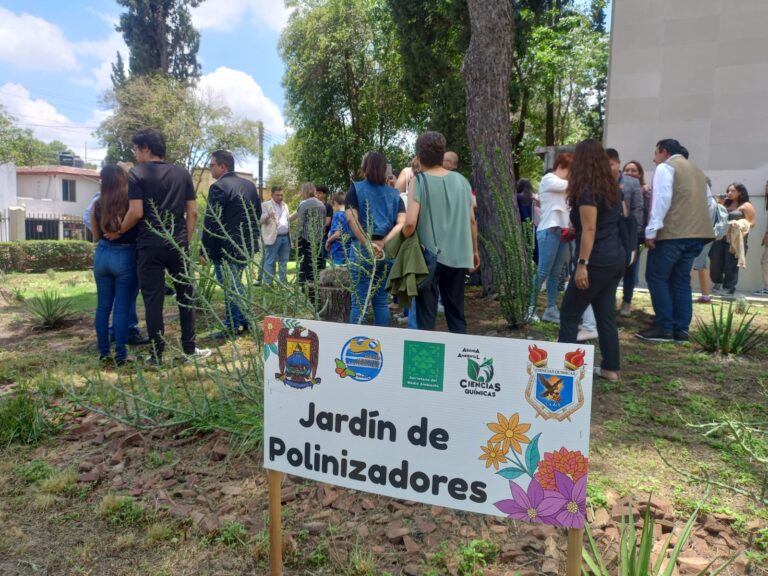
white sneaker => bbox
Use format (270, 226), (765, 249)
(526, 306), (540, 323)
(541, 306), (560, 324)
(619, 302), (631, 317)
(182, 348), (212, 364)
(577, 329), (599, 342)
(437, 303), (445, 314)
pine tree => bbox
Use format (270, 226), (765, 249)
(115, 0), (203, 82)
(111, 51), (127, 89)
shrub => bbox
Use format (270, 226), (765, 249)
(0, 387), (49, 446)
(691, 301), (766, 356)
(26, 290), (77, 329)
(0, 241), (94, 273)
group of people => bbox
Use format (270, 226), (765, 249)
(525, 137), (764, 382)
(88, 126), (765, 379)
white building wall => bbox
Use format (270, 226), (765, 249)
(605, 0), (768, 292)
(16, 174), (99, 220)
(0, 162), (16, 214)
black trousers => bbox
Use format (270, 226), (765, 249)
(298, 238), (322, 284)
(416, 263), (467, 334)
(709, 238), (746, 291)
(558, 262), (624, 371)
(137, 246), (196, 359)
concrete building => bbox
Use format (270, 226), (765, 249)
(605, 0), (768, 292)
(15, 166), (99, 240)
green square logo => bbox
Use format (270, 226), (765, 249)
(402, 340), (445, 392)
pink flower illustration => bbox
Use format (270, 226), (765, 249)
(494, 478), (563, 524)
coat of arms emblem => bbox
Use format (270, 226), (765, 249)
(275, 325), (321, 389)
(525, 345), (585, 421)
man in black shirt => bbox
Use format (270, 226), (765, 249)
(116, 128), (210, 366)
(202, 150), (261, 337)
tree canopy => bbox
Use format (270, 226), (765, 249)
(97, 75), (261, 173)
(114, 0), (203, 82)
(0, 107), (71, 167)
(280, 0), (413, 190)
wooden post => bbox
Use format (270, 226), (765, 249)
(566, 527), (584, 576)
(268, 469), (283, 576)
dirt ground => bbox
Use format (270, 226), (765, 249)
(0, 282), (766, 576)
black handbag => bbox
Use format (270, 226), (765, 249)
(416, 173), (440, 289)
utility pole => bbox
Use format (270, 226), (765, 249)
(258, 123), (264, 201)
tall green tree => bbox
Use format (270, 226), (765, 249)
(115, 0), (203, 82)
(267, 137), (300, 198)
(0, 107), (69, 166)
(387, 0), (470, 173)
(280, 0), (412, 189)
(98, 75), (261, 175)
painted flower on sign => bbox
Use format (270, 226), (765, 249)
(487, 412), (531, 454)
(534, 447), (588, 491)
(547, 471), (587, 528)
(494, 478), (563, 524)
(264, 317), (281, 345)
(479, 440), (509, 470)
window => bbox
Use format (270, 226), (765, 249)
(62, 179), (76, 202)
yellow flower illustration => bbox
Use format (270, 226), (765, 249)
(479, 440), (509, 470)
(487, 412), (531, 454)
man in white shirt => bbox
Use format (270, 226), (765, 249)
(261, 186), (292, 284)
(636, 139), (713, 343)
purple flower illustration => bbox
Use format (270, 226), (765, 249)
(547, 470), (587, 528)
(494, 478), (563, 524)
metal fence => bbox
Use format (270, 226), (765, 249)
(24, 212), (90, 241)
(0, 209), (8, 242)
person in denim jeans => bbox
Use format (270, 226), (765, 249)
(261, 187), (292, 285)
(530, 153), (573, 323)
(636, 139), (713, 343)
(90, 165), (138, 365)
(346, 151), (405, 326)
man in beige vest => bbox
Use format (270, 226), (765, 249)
(636, 139), (714, 343)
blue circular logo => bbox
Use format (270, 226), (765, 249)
(339, 337), (383, 382)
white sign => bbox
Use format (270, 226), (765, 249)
(263, 317), (594, 528)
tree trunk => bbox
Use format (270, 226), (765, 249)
(462, 0), (526, 296)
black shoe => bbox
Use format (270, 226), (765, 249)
(127, 333), (151, 346)
(674, 331), (690, 343)
(635, 327), (673, 343)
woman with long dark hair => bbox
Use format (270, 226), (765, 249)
(558, 140), (625, 381)
(90, 164), (138, 365)
(709, 182), (756, 295)
(346, 151), (405, 325)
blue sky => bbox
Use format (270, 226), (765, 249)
(0, 1), (289, 173)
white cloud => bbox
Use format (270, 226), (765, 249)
(192, 0), (292, 33)
(75, 32), (129, 92)
(197, 67), (285, 136)
(0, 7), (78, 70)
(0, 83), (105, 164)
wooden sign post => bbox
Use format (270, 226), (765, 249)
(263, 316), (594, 575)
(268, 469), (283, 576)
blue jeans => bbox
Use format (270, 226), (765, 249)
(532, 227), (570, 309)
(93, 241), (138, 362)
(264, 235), (290, 284)
(214, 260), (247, 330)
(622, 247), (641, 304)
(349, 245), (392, 326)
(646, 238), (705, 334)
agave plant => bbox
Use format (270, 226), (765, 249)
(26, 290), (77, 329)
(582, 497), (738, 576)
(691, 301), (765, 356)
